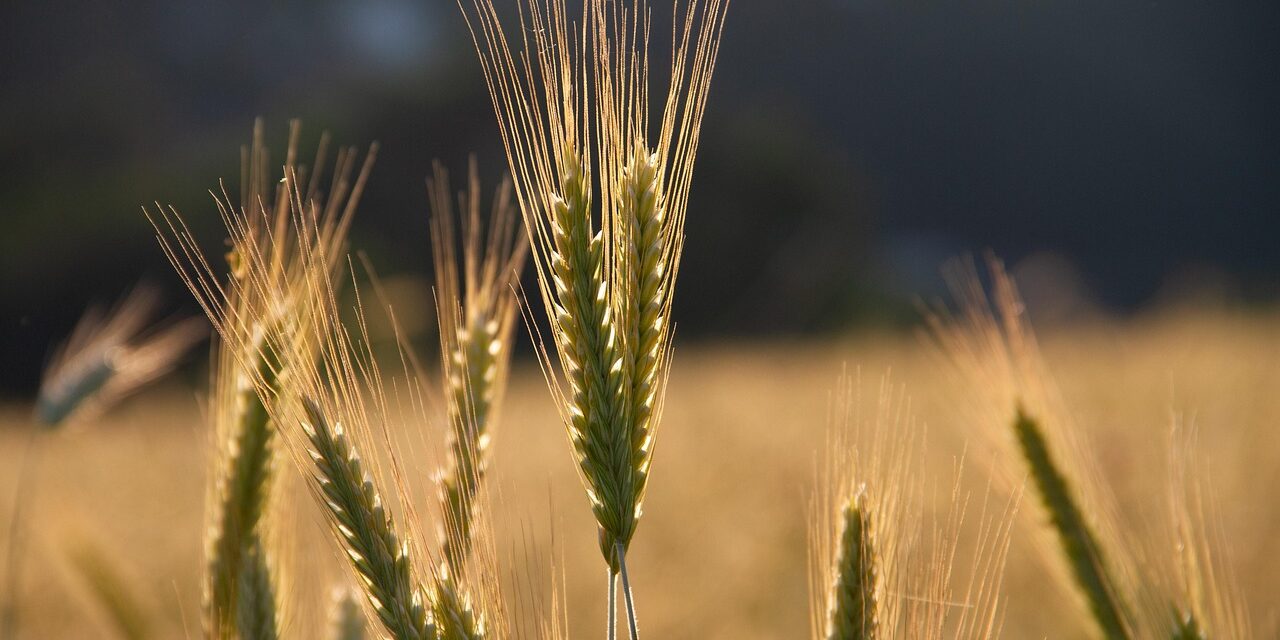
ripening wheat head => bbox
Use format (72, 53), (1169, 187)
(461, 0), (727, 570)
(809, 372), (1016, 640)
(36, 284), (205, 428)
(924, 256), (1252, 638)
(428, 159), (528, 578)
(239, 190), (515, 640)
(149, 119), (376, 637)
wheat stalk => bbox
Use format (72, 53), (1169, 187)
(301, 399), (435, 640)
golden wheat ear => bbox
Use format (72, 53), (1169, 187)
(461, 0), (726, 634)
(429, 158), (527, 578)
(148, 119), (375, 638)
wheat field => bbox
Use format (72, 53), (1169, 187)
(4, 306), (1277, 638)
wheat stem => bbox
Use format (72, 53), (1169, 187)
(1013, 407), (1130, 640)
(615, 542), (640, 640)
(825, 494), (878, 640)
(606, 570), (618, 640)
(300, 399), (434, 640)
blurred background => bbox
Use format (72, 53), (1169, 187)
(3, 0), (1278, 395)
(4, 2), (1280, 637)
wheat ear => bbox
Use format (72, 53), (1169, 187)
(462, 0), (728, 592)
(206, 339), (282, 635)
(430, 160), (526, 577)
(300, 399), (435, 640)
(825, 492), (878, 640)
(1014, 406), (1130, 640)
(235, 536), (279, 640)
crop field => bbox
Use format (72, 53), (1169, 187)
(4, 308), (1277, 638)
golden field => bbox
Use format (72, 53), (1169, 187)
(3, 308), (1279, 639)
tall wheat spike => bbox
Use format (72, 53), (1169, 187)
(149, 119), (376, 637)
(238, 158), (518, 638)
(429, 159), (527, 577)
(461, 6), (728, 629)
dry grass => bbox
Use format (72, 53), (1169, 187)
(2, 308), (1279, 638)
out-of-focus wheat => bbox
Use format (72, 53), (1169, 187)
(927, 257), (1252, 639)
(149, 119), (375, 637)
(810, 373), (1016, 640)
(429, 159), (526, 578)
(35, 286), (205, 428)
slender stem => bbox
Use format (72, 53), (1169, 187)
(616, 542), (639, 640)
(1, 429), (41, 640)
(607, 569), (618, 640)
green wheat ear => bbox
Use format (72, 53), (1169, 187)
(300, 398), (435, 640)
(825, 492), (879, 640)
(1013, 406), (1130, 640)
(207, 339), (282, 636)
